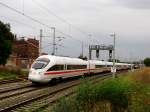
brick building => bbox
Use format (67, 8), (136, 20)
(7, 37), (39, 68)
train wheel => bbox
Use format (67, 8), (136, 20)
(50, 77), (62, 84)
(50, 78), (57, 84)
(58, 77), (63, 82)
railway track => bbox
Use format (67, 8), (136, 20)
(0, 72), (113, 112)
(0, 77), (27, 85)
(32, 71), (128, 112)
(0, 71), (128, 112)
(0, 86), (41, 100)
(0, 72), (112, 112)
(14, 74), (111, 112)
(0, 81), (32, 94)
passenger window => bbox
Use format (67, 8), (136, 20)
(95, 65), (105, 68)
(67, 65), (87, 70)
(47, 65), (64, 71)
(107, 65), (112, 67)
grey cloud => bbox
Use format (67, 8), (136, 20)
(114, 0), (150, 9)
(0, 0), (150, 60)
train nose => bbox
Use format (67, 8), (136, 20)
(28, 70), (42, 82)
(28, 70), (49, 83)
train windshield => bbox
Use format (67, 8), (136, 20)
(32, 58), (50, 69)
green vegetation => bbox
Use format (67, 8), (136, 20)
(0, 72), (17, 79)
(0, 20), (14, 66)
(53, 68), (150, 112)
(144, 58), (150, 67)
(0, 66), (28, 80)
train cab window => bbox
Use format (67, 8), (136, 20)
(47, 65), (64, 71)
(32, 58), (50, 69)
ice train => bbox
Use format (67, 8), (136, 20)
(28, 55), (132, 83)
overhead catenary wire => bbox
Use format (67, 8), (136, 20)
(32, 0), (87, 36)
(0, 1), (90, 46)
(0, 16), (38, 30)
(0, 1), (96, 58)
(31, 0), (100, 44)
(32, 0), (70, 27)
(0, 2), (52, 28)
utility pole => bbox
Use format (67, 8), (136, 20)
(55, 36), (65, 55)
(51, 27), (55, 55)
(89, 45), (92, 60)
(110, 33), (116, 78)
(88, 34), (92, 60)
(39, 29), (42, 56)
(55, 46), (58, 55)
(81, 41), (84, 57)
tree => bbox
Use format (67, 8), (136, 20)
(0, 21), (14, 65)
(144, 57), (150, 67)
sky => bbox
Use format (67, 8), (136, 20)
(0, 0), (150, 61)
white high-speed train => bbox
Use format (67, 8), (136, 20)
(28, 55), (132, 83)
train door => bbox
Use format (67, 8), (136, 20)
(87, 60), (90, 74)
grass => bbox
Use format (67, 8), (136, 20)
(52, 67), (150, 112)
(0, 72), (17, 79)
(0, 66), (28, 80)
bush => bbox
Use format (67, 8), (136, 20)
(53, 69), (150, 112)
(75, 78), (135, 112)
(0, 66), (21, 75)
(130, 67), (150, 84)
(53, 78), (135, 112)
(75, 80), (96, 111)
(0, 72), (17, 79)
(144, 58), (150, 67)
(0, 66), (28, 79)
(96, 78), (134, 111)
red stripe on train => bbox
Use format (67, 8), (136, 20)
(44, 68), (107, 75)
(44, 69), (88, 75)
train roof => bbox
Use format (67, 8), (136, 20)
(37, 55), (131, 66)
(105, 61), (113, 65)
(89, 60), (106, 65)
(37, 55), (87, 65)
